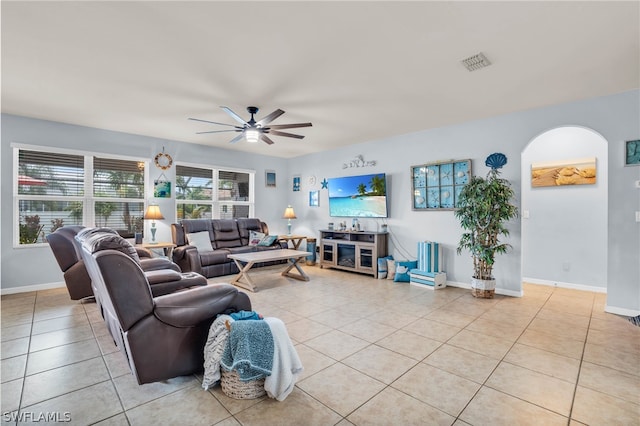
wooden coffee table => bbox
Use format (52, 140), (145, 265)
(227, 249), (311, 292)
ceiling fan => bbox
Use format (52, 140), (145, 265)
(189, 106), (312, 145)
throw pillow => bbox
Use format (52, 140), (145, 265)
(186, 231), (214, 253)
(257, 234), (278, 246)
(249, 231), (266, 246)
(386, 259), (396, 280)
(377, 255), (393, 279)
(394, 260), (418, 282)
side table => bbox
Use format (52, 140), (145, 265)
(137, 242), (176, 259)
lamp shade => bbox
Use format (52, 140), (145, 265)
(283, 206), (297, 219)
(144, 204), (165, 220)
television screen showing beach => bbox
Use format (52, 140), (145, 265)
(328, 173), (388, 217)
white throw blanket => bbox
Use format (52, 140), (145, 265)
(264, 317), (304, 401)
(202, 314), (232, 390)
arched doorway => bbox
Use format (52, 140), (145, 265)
(521, 126), (608, 291)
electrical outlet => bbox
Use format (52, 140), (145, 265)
(635, 180), (640, 188)
(562, 262), (571, 271)
(523, 210), (530, 219)
(636, 211), (640, 222)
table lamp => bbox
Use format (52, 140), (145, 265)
(144, 204), (164, 243)
(282, 205), (297, 236)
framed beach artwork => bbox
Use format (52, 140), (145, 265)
(265, 170), (276, 188)
(531, 157), (596, 187)
(625, 139), (640, 166)
(309, 190), (319, 207)
(293, 175), (301, 192)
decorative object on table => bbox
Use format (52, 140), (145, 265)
(321, 178), (328, 189)
(154, 147), (173, 170)
(188, 105), (312, 145)
(144, 204), (165, 243)
(265, 170), (276, 187)
(624, 139), (640, 166)
(282, 205), (296, 235)
(342, 154), (377, 169)
(154, 172), (171, 198)
(309, 190), (319, 207)
(531, 157), (597, 187)
(293, 175), (300, 192)
(454, 153), (518, 298)
(411, 159), (471, 210)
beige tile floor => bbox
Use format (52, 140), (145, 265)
(2, 266), (639, 425)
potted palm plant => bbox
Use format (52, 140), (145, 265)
(454, 153), (518, 298)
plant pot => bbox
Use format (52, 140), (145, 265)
(471, 277), (495, 299)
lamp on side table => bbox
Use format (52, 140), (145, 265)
(144, 204), (164, 243)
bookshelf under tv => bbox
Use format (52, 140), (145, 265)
(319, 230), (388, 278)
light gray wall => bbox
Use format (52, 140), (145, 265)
(2, 90), (639, 313)
(287, 90), (639, 312)
(522, 126), (608, 289)
(1, 114), (289, 290)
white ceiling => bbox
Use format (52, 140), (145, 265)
(2, 1), (639, 159)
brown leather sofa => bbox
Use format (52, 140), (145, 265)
(77, 229), (251, 384)
(47, 226), (206, 300)
(171, 218), (287, 278)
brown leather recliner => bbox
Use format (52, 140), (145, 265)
(77, 230), (251, 384)
(47, 226), (204, 300)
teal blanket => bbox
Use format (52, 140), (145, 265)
(221, 319), (274, 381)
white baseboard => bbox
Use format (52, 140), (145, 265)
(605, 305), (640, 317)
(522, 277), (607, 294)
(446, 280), (523, 297)
(1, 281), (65, 295)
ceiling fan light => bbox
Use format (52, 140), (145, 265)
(245, 129), (260, 143)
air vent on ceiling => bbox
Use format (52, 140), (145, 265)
(461, 52), (491, 72)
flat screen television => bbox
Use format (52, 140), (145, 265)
(328, 173), (388, 218)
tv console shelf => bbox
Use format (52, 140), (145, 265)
(319, 230), (388, 278)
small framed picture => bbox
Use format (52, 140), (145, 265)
(265, 170), (276, 187)
(625, 139), (640, 166)
(293, 175), (301, 192)
(309, 190), (319, 207)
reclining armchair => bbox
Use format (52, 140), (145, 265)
(78, 230), (252, 384)
(47, 226), (205, 300)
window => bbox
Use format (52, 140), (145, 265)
(17, 150), (85, 244)
(93, 157), (145, 238)
(15, 147), (147, 245)
(176, 165), (254, 220)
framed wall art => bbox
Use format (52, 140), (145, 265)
(265, 170), (276, 188)
(625, 139), (640, 166)
(293, 175), (301, 191)
(531, 157), (596, 187)
(411, 159), (471, 210)
(309, 190), (319, 207)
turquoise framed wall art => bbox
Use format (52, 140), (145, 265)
(411, 159), (471, 210)
(625, 139), (640, 166)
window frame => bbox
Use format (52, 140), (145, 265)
(12, 143), (149, 248)
(175, 161), (255, 220)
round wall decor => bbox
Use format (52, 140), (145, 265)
(154, 151), (173, 170)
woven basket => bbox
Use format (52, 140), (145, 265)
(220, 369), (266, 400)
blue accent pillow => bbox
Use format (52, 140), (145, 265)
(393, 260), (418, 282)
(258, 234), (278, 246)
(377, 255), (393, 279)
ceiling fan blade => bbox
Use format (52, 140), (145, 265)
(220, 106), (249, 125)
(268, 123), (312, 129)
(261, 134), (275, 145)
(256, 109), (285, 127)
(268, 130), (305, 139)
(188, 117), (239, 128)
(195, 129), (240, 134)
(228, 133), (245, 144)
